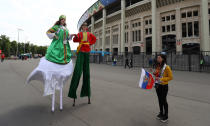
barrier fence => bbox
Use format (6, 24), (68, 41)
(89, 51), (210, 72)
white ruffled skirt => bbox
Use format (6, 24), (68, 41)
(26, 57), (74, 96)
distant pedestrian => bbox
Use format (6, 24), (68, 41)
(125, 58), (130, 69)
(21, 55), (24, 61)
(200, 55), (204, 71)
(1, 53), (5, 62)
(129, 58), (133, 68)
(113, 58), (117, 66)
(149, 58), (153, 68)
(153, 57), (157, 69)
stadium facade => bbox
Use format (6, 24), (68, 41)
(77, 0), (210, 54)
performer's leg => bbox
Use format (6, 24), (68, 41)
(60, 86), (63, 111)
(52, 92), (55, 112)
(88, 96), (91, 104)
(73, 98), (75, 107)
(68, 52), (84, 99)
(80, 53), (91, 99)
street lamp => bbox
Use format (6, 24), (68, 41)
(24, 36), (28, 54)
(17, 28), (23, 57)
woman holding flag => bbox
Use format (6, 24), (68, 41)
(153, 53), (173, 122)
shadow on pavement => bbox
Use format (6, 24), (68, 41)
(0, 103), (89, 126)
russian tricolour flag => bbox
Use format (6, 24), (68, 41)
(139, 69), (154, 89)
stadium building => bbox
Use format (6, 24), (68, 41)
(77, 0), (210, 55)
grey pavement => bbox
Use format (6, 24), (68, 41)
(0, 59), (210, 126)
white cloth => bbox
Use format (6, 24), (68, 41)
(26, 57), (74, 96)
(46, 33), (55, 39)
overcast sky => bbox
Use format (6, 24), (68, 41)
(0, 0), (97, 50)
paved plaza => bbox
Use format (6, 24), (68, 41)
(0, 59), (210, 126)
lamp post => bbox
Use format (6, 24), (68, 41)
(17, 28), (23, 57)
(24, 36), (28, 54)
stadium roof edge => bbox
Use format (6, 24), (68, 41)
(77, 0), (119, 30)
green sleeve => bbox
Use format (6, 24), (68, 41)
(51, 25), (59, 32)
(47, 25), (59, 33)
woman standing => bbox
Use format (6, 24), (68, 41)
(153, 53), (173, 122)
(26, 15), (74, 112)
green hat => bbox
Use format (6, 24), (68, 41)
(59, 15), (66, 20)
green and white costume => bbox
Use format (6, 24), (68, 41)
(26, 24), (74, 96)
(46, 25), (72, 64)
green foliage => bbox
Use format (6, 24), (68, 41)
(0, 35), (48, 57)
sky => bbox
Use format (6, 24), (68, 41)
(0, 0), (97, 50)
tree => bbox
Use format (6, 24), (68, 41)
(37, 46), (47, 56)
(30, 44), (38, 55)
(0, 34), (48, 57)
(24, 42), (30, 53)
(10, 41), (17, 56)
(0, 35), (11, 57)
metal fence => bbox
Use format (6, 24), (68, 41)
(89, 51), (210, 73)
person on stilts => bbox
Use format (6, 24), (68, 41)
(26, 15), (74, 112)
(68, 22), (96, 106)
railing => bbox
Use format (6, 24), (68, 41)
(89, 51), (210, 73)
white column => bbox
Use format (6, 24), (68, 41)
(110, 27), (113, 53)
(201, 0), (210, 51)
(95, 32), (98, 50)
(128, 21), (132, 52)
(152, 0), (157, 53)
(121, 0), (126, 53)
(176, 7), (182, 53)
(141, 18), (145, 52)
(118, 24), (121, 53)
(156, 12), (161, 52)
(102, 9), (106, 51)
(91, 16), (95, 50)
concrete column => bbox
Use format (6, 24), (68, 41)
(121, 0), (126, 53)
(128, 21), (132, 52)
(118, 24), (121, 54)
(95, 33), (97, 50)
(91, 16), (95, 50)
(201, 0), (210, 51)
(91, 16), (95, 33)
(97, 33), (99, 50)
(110, 27), (113, 53)
(102, 9), (106, 51)
(152, 0), (157, 53)
(156, 12), (161, 52)
(176, 7), (182, 53)
(141, 18), (144, 52)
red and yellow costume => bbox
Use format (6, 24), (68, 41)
(74, 32), (96, 53)
(68, 31), (96, 99)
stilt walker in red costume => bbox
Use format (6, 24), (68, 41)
(68, 22), (96, 106)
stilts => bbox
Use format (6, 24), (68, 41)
(59, 86), (63, 111)
(88, 97), (91, 104)
(73, 98), (75, 107)
(52, 86), (64, 112)
(51, 92), (55, 112)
